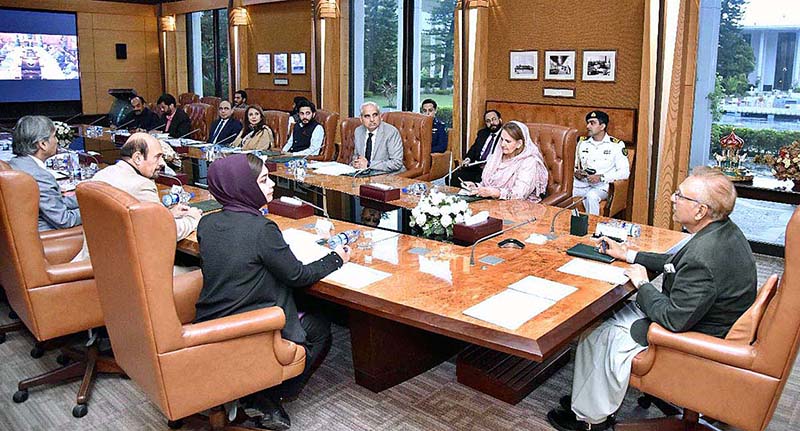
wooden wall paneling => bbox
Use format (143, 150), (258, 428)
(0, 0), (156, 16)
(652, 0), (700, 229)
(466, 4), (489, 154)
(452, 2), (463, 160)
(175, 17), (189, 96)
(338, 0), (350, 118)
(161, 0), (228, 16)
(320, 15), (341, 113)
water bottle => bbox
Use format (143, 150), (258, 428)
(161, 191), (195, 206)
(402, 183), (428, 196)
(327, 229), (361, 249)
(68, 152), (80, 181)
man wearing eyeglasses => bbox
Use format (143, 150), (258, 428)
(548, 166), (756, 431)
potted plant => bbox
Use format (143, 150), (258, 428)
(409, 191), (471, 240)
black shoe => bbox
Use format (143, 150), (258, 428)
(546, 408), (611, 431)
(253, 396), (291, 431)
(559, 395), (571, 411)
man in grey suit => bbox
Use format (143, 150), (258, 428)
(8, 115), (81, 231)
(351, 102), (405, 174)
(548, 166), (757, 431)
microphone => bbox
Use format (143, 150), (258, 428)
(211, 130), (238, 145)
(114, 118), (135, 130)
(87, 116), (105, 126)
(351, 168), (370, 188)
(291, 196), (329, 219)
(470, 217), (537, 266)
(466, 159), (488, 167)
(63, 112), (83, 124)
(148, 123), (167, 133)
(157, 172), (183, 187)
(546, 197), (585, 240)
(446, 156), (464, 185)
(177, 128), (201, 140)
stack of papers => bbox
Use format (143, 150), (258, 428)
(281, 228), (391, 289)
(309, 161), (356, 176)
(463, 276), (578, 330)
(557, 258), (629, 285)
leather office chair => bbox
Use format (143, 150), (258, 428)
(336, 117), (362, 165)
(597, 148), (634, 218)
(263, 110), (289, 149)
(422, 128), (454, 182)
(200, 96), (221, 110)
(177, 92), (199, 107)
(0, 162), (122, 418)
(526, 123), (578, 206)
(306, 109), (339, 162)
(382, 112), (432, 180)
(76, 182), (306, 430)
(232, 107), (247, 128)
(616, 207), (800, 431)
(182, 103), (214, 142)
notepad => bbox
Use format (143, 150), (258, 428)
(311, 162), (357, 176)
(557, 258), (629, 285)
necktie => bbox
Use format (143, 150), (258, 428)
(365, 132), (374, 163)
(211, 119), (225, 144)
(480, 133), (497, 160)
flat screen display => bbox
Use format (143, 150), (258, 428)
(0, 8), (81, 103)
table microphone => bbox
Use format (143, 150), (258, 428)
(290, 196), (329, 219)
(157, 172), (183, 187)
(148, 123), (167, 133)
(469, 217), (537, 266)
(176, 128), (201, 140)
(351, 168), (370, 188)
(87, 116), (106, 126)
(211, 131), (238, 146)
(114, 118), (136, 130)
(63, 112), (83, 124)
(546, 197), (585, 240)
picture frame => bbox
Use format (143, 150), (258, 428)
(274, 53), (288, 74)
(582, 50), (616, 82)
(509, 50), (538, 80)
(291, 52), (306, 75)
(544, 50), (576, 81)
(256, 53), (271, 74)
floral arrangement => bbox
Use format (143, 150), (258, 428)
(771, 141), (800, 182)
(53, 121), (74, 149)
(409, 191), (472, 239)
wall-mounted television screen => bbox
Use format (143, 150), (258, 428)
(0, 8), (81, 103)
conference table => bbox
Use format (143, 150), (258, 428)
(169, 164), (687, 404)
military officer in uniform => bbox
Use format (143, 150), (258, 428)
(572, 111), (630, 215)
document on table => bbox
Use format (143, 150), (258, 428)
(281, 228), (392, 289)
(463, 275), (578, 330)
(557, 258), (629, 285)
(310, 161), (356, 176)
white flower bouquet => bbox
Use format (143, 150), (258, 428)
(53, 121), (74, 149)
(409, 191), (472, 239)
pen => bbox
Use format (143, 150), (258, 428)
(599, 239), (608, 254)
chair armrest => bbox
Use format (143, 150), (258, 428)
(541, 191), (569, 206)
(397, 167), (425, 179)
(427, 151), (452, 181)
(181, 306), (286, 348)
(43, 234), (85, 264)
(173, 270), (204, 324)
(605, 179), (629, 217)
(45, 259), (94, 284)
(40, 226), (83, 241)
(647, 323), (756, 370)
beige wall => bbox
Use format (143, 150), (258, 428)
(0, 0), (161, 114)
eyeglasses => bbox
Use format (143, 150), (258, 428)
(672, 189), (705, 205)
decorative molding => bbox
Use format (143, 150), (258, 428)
(316, 0), (339, 19)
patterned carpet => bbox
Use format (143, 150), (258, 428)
(0, 254), (794, 431)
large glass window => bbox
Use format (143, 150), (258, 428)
(351, 0), (455, 126)
(186, 9), (229, 99)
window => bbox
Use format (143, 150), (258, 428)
(186, 9), (229, 99)
(351, 0), (456, 126)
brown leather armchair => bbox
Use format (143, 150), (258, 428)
(182, 102), (215, 142)
(526, 123), (578, 206)
(598, 149), (634, 218)
(200, 96), (221, 110)
(232, 107), (247, 125)
(307, 109), (339, 162)
(421, 128), (455, 182)
(382, 112), (432, 179)
(76, 182), (306, 429)
(617, 207), (800, 431)
(0, 162), (122, 418)
(264, 110), (289, 149)
(336, 117), (363, 165)
(177, 92), (199, 107)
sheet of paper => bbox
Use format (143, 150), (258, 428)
(508, 275), (577, 302)
(323, 263), (391, 290)
(281, 228), (329, 264)
(463, 289), (556, 330)
(370, 230), (399, 265)
(557, 258), (629, 285)
(312, 162), (356, 176)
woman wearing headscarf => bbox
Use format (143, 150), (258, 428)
(195, 153), (349, 429)
(231, 105), (275, 151)
(463, 121), (549, 202)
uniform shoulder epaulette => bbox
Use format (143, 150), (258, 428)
(610, 137), (621, 143)
(578, 136), (588, 141)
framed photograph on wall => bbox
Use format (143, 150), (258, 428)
(291, 52), (306, 74)
(274, 53), (288, 74)
(509, 50), (538, 80)
(256, 53), (271, 74)
(544, 50), (576, 81)
(582, 50), (616, 82)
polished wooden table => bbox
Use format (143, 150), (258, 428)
(176, 182), (686, 403)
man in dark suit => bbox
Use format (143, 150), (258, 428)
(7, 115), (81, 231)
(119, 95), (160, 132)
(446, 109), (502, 186)
(547, 166), (757, 431)
(156, 93), (191, 138)
(207, 100), (242, 145)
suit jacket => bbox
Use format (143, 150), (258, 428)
(8, 156), (81, 231)
(92, 161), (199, 240)
(121, 107), (161, 131)
(431, 117), (448, 153)
(208, 118), (243, 145)
(466, 127), (499, 163)
(630, 218), (757, 345)
(166, 108), (192, 138)
(354, 121), (405, 174)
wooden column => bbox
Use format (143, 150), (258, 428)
(315, 0), (341, 112)
(464, 0), (489, 159)
(652, 0), (700, 229)
(452, 1), (464, 159)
